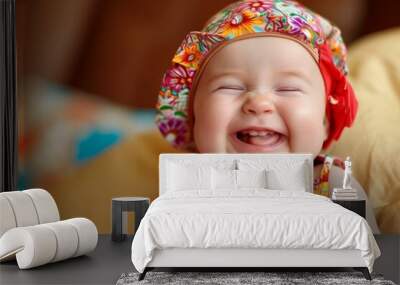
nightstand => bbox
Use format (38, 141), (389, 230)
(332, 199), (366, 218)
(111, 197), (150, 242)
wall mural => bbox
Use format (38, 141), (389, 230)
(16, 0), (400, 234)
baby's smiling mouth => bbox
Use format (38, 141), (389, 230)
(233, 127), (285, 148)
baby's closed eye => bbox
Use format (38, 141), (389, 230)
(276, 86), (302, 92)
(274, 85), (304, 95)
(209, 75), (246, 94)
(212, 84), (246, 94)
(273, 75), (309, 95)
(217, 85), (245, 91)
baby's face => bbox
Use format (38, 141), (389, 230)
(192, 37), (328, 157)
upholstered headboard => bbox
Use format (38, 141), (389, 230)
(159, 153), (313, 195)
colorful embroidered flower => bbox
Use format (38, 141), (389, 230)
(264, 12), (285, 31)
(173, 43), (203, 69)
(158, 90), (177, 107)
(238, 0), (273, 13)
(162, 65), (195, 92)
(325, 27), (348, 75)
(287, 15), (306, 34)
(159, 108), (174, 118)
(218, 10), (264, 38)
(175, 88), (189, 112)
(157, 117), (188, 147)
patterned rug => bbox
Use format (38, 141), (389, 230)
(116, 271), (396, 285)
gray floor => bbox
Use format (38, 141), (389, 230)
(0, 235), (399, 285)
(374, 235), (400, 284)
(0, 235), (134, 285)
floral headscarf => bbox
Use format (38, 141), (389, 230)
(155, 0), (358, 151)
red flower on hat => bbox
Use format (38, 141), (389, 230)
(319, 43), (358, 149)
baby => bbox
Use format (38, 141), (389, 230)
(155, 0), (378, 232)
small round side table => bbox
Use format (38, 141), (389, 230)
(111, 197), (150, 242)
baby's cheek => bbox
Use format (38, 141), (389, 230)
(196, 100), (229, 130)
(193, 98), (234, 152)
(285, 107), (325, 154)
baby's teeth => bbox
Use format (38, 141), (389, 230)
(242, 130), (276, 136)
(249, 130), (258, 136)
(258, 131), (267, 136)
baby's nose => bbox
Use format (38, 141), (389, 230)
(242, 91), (275, 115)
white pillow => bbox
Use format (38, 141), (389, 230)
(212, 168), (237, 190)
(238, 159), (308, 192)
(236, 169), (267, 188)
(167, 162), (212, 191)
(266, 167), (307, 191)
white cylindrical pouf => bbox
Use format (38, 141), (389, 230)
(24, 189), (60, 223)
(0, 226), (57, 269)
(0, 189), (98, 269)
(64, 218), (98, 257)
(0, 195), (17, 237)
(42, 221), (79, 262)
(1, 192), (39, 227)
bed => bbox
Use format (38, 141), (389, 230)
(130, 153), (381, 280)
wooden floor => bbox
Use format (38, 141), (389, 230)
(0, 235), (398, 285)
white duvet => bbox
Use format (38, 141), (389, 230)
(131, 189), (380, 273)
